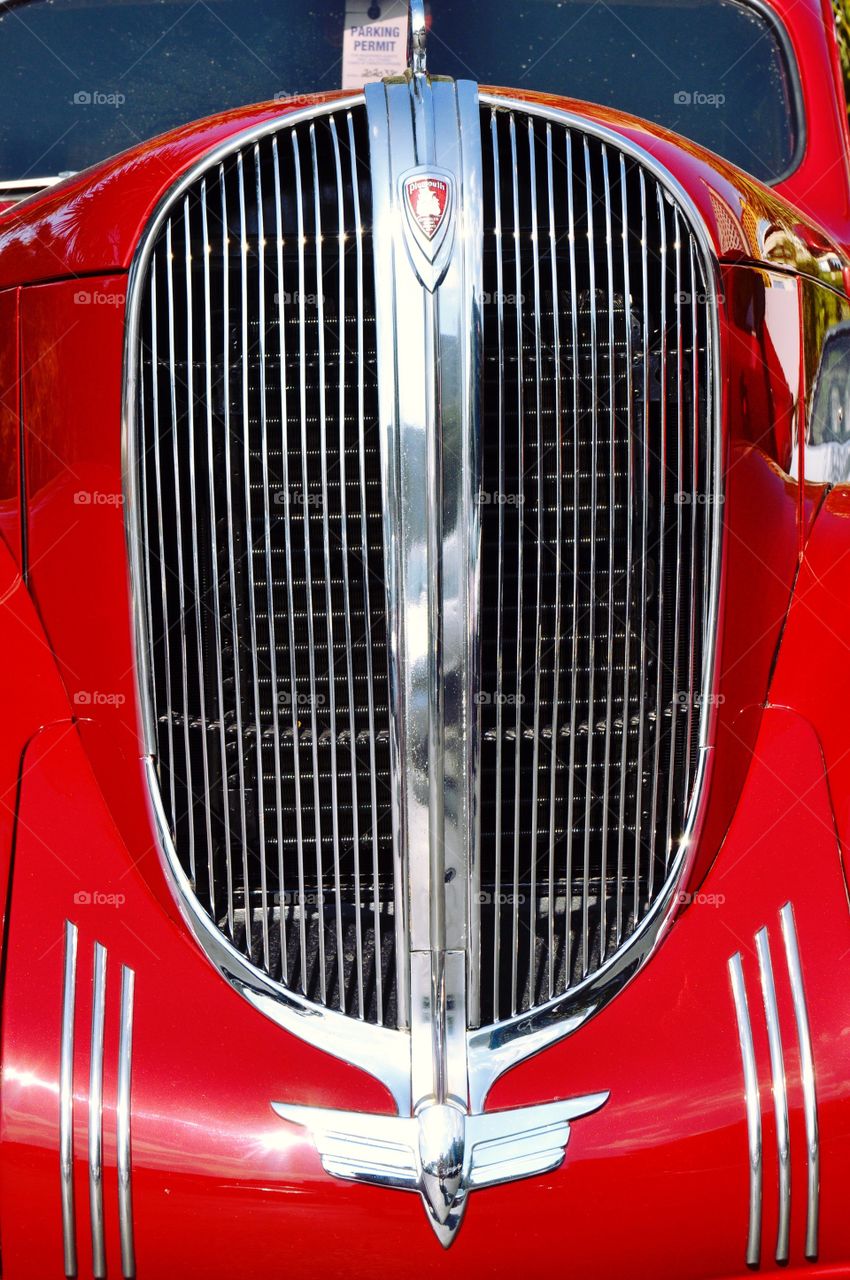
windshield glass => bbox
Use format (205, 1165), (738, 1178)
(0, 0), (801, 187)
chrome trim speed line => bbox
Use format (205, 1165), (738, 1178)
(117, 966), (136, 1278)
(729, 951), (762, 1267)
(756, 926), (791, 1264)
(60, 921), (78, 1279)
(780, 903), (819, 1260)
(89, 942), (107, 1279)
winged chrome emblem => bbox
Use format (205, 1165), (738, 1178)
(272, 1093), (609, 1246)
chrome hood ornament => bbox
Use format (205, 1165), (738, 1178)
(273, 1094), (609, 1247)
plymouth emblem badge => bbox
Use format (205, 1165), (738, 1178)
(399, 166), (456, 291)
(404, 174), (450, 240)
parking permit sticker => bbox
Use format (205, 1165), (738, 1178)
(342, 1), (409, 89)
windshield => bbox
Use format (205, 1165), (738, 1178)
(0, 0), (801, 188)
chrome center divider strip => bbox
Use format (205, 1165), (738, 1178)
(365, 71), (483, 1113)
(61, 921), (78, 1279)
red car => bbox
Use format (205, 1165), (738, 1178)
(1, 0), (849, 1275)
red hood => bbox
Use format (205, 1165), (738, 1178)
(0, 85), (846, 293)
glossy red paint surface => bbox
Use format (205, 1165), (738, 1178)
(0, 286), (21, 564)
(0, 535), (69, 956)
(1, 3), (850, 1273)
(0, 711), (847, 1277)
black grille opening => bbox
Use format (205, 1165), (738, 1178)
(475, 107), (713, 1024)
(136, 107), (400, 1026)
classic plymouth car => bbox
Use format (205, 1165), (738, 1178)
(0, 0), (849, 1275)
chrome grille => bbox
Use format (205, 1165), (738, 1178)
(130, 92), (718, 1053)
(134, 106), (401, 1026)
(475, 107), (716, 1023)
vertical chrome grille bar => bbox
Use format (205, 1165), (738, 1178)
(545, 120), (563, 1000)
(311, 120), (347, 1012)
(200, 176), (234, 939)
(490, 108), (506, 1021)
(756, 926), (791, 1264)
(346, 110), (384, 1023)
(780, 903), (819, 1260)
(272, 136), (308, 988)
(292, 128), (327, 1002)
(729, 951), (763, 1267)
(508, 111), (524, 1017)
(330, 114), (365, 1018)
(633, 169), (650, 915)
(137, 347), (159, 783)
(88, 942), (107, 1280)
(183, 194), (216, 917)
(149, 267), (177, 826)
(564, 129), (579, 988)
(220, 164), (253, 959)
(60, 921), (78, 1280)
(647, 183), (668, 904)
(581, 135), (598, 980)
(599, 144), (615, 956)
(237, 151), (270, 968)
(615, 153), (634, 947)
(254, 142), (287, 979)
(664, 208), (685, 876)
(685, 240), (699, 800)
(117, 966), (136, 1280)
(165, 218), (196, 881)
(527, 118), (545, 990)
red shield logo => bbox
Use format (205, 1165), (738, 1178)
(403, 175), (450, 242)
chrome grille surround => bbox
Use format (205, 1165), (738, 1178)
(124, 80), (722, 1120)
